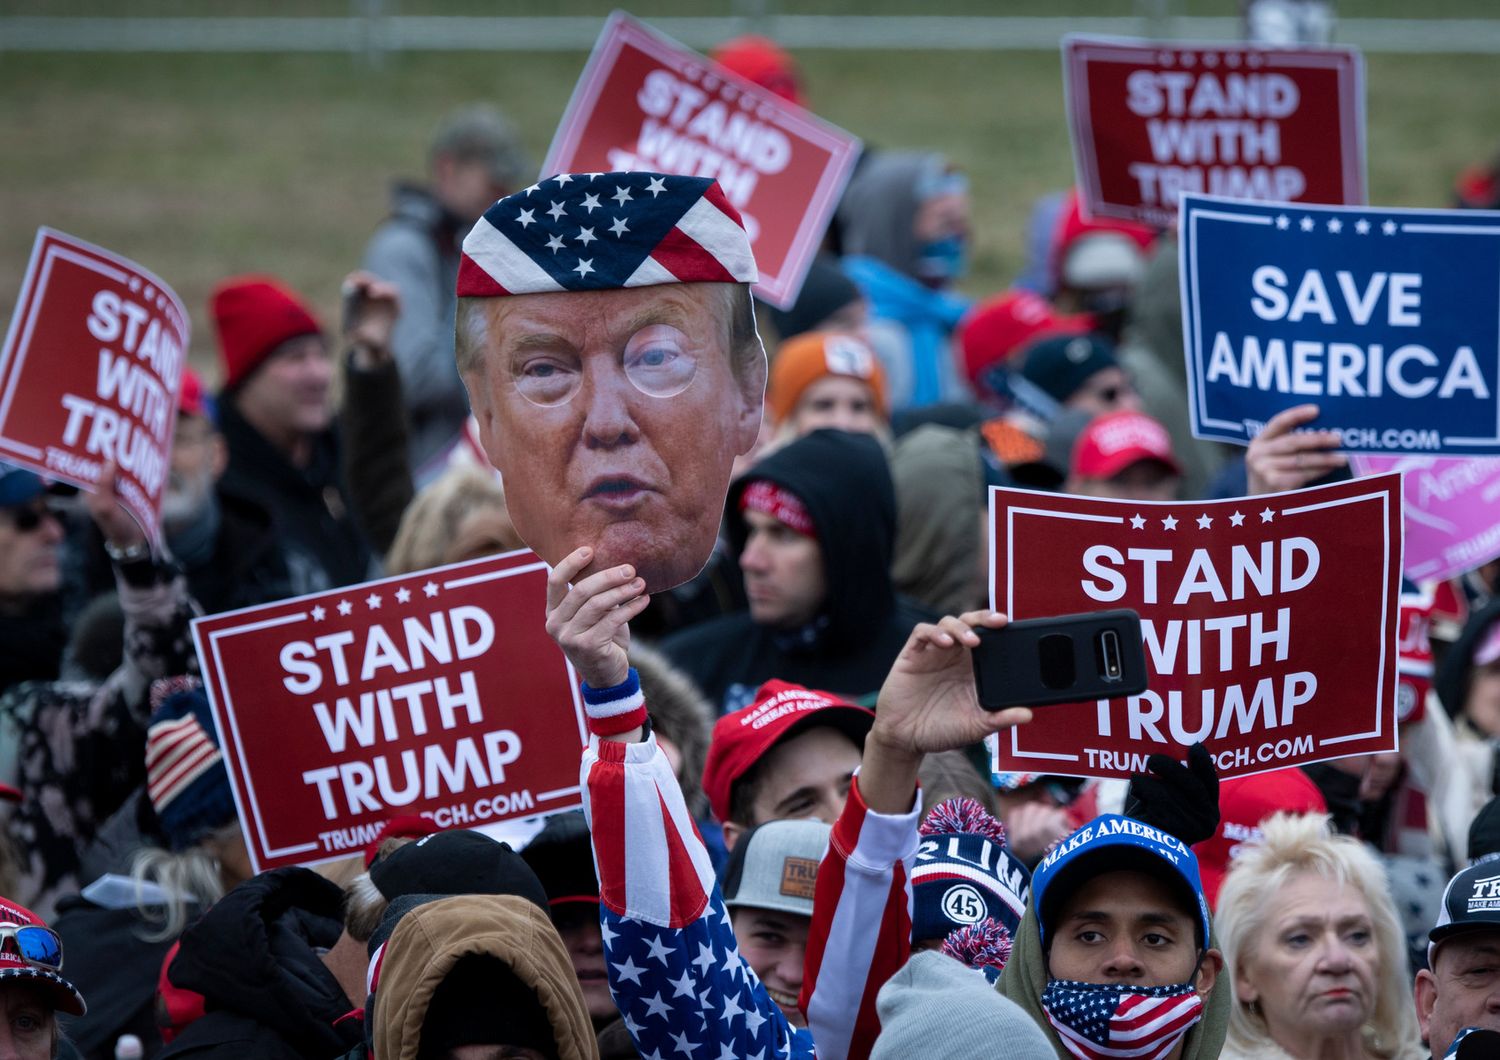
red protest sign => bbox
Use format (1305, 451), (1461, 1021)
(1063, 36), (1365, 226)
(0, 228), (187, 543)
(543, 12), (861, 309)
(989, 476), (1401, 781)
(192, 550), (586, 873)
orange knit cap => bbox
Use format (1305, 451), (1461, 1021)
(767, 331), (887, 426)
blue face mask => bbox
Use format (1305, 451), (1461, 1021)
(1040, 978), (1204, 1060)
(915, 234), (967, 286)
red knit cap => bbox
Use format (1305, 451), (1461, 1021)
(210, 275), (322, 390)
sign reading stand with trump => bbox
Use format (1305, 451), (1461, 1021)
(191, 550), (587, 873)
(1180, 194), (1500, 455)
(989, 477), (1402, 781)
(542, 11), (861, 309)
(0, 228), (187, 543)
(1062, 36), (1365, 226)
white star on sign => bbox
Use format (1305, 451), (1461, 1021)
(646, 176), (667, 197)
(1260, 507), (1276, 523)
(1299, 216), (1315, 232)
(395, 586), (412, 603)
(612, 185), (633, 206)
(1197, 513), (1213, 529)
(580, 192), (602, 213)
(1355, 218), (1371, 235)
(1130, 514), (1146, 529)
(1162, 515), (1179, 530)
(610, 216), (630, 237)
(366, 593), (382, 609)
(545, 234), (565, 253)
(1327, 218), (1343, 233)
(575, 226), (597, 246)
(573, 258), (595, 278)
(337, 599), (353, 616)
(612, 955), (646, 985)
(516, 208), (535, 228)
(1230, 510), (1246, 526)
(1275, 214), (1290, 230)
(645, 934), (674, 966)
(547, 200), (566, 220)
(310, 605), (326, 621)
(423, 581), (439, 598)
(1383, 219), (1398, 235)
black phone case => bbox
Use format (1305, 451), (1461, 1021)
(971, 609), (1148, 710)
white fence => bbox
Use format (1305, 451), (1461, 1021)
(4, 14), (1500, 54)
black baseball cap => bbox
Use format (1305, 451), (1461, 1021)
(369, 829), (548, 913)
(1429, 862), (1500, 962)
(520, 812), (599, 909)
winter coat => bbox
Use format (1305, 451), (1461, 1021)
(0, 560), (197, 919)
(370, 893), (598, 1060)
(0, 595), (65, 699)
(159, 868), (360, 1059)
(360, 183), (470, 470)
(217, 397), (373, 593)
(890, 424), (987, 615)
(660, 429), (931, 713)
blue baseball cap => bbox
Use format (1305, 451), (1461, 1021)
(1031, 814), (1210, 949)
(0, 464), (45, 509)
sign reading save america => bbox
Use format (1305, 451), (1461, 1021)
(989, 477), (1402, 781)
(1180, 194), (1500, 455)
(543, 12), (860, 309)
(192, 550), (586, 873)
(0, 229), (187, 544)
(1063, 36), (1364, 226)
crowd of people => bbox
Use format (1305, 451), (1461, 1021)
(1, 27), (1500, 1060)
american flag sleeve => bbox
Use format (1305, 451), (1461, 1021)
(581, 733), (817, 1058)
(799, 775), (921, 1060)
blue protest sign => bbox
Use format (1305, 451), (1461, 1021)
(1179, 193), (1500, 455)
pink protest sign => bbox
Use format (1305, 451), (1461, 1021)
(1353, 455), (1500, 583)
(0, 229), (187, 543)
(990, 476), (1402, 780)
(543, 12), (861, 309)
(1063, 36), (1366, 226)
(192, 550), (586, 873)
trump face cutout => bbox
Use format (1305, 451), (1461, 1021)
(463, 281), (765, 593)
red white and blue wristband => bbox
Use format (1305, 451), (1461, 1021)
(581, 668), (647, 737)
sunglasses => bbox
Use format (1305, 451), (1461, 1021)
(4, 500), (61, 534)
(0, 924), (63, 972)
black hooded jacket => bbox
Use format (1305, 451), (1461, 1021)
(659, 429), (930, 712)
(218, 398), (372, 593)
(159, 868), (362, 1060)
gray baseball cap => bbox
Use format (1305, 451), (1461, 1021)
(722, 819), (831, 919)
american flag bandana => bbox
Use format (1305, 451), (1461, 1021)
(457, 171), (757, 297)
(1040, 978), (1205, 1060)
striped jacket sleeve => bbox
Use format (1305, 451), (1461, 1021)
(799, 774), (922, 1060)
(580, 731), (817, 1059)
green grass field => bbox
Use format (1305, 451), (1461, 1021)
(2, 12), (1499, 373)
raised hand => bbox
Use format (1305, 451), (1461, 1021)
(860, 611), (1033, 813)
(87, 460), (148, 553)
(1245, 403), (1346, 496)
(544, 545), (649, 690)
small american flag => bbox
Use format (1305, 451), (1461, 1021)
(458, 171), (757, 297)
(1043, 979), (1204, 1060)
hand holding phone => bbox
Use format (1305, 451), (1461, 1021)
(971, 609), (1148, 711)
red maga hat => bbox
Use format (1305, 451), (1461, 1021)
(702, 680), (874, 824)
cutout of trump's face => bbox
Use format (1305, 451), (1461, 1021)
(463, 282), (766, 593)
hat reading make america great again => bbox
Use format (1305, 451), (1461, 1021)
(457, 172), (758, 297)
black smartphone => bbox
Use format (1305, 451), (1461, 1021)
(972, 609), (1148, 711)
